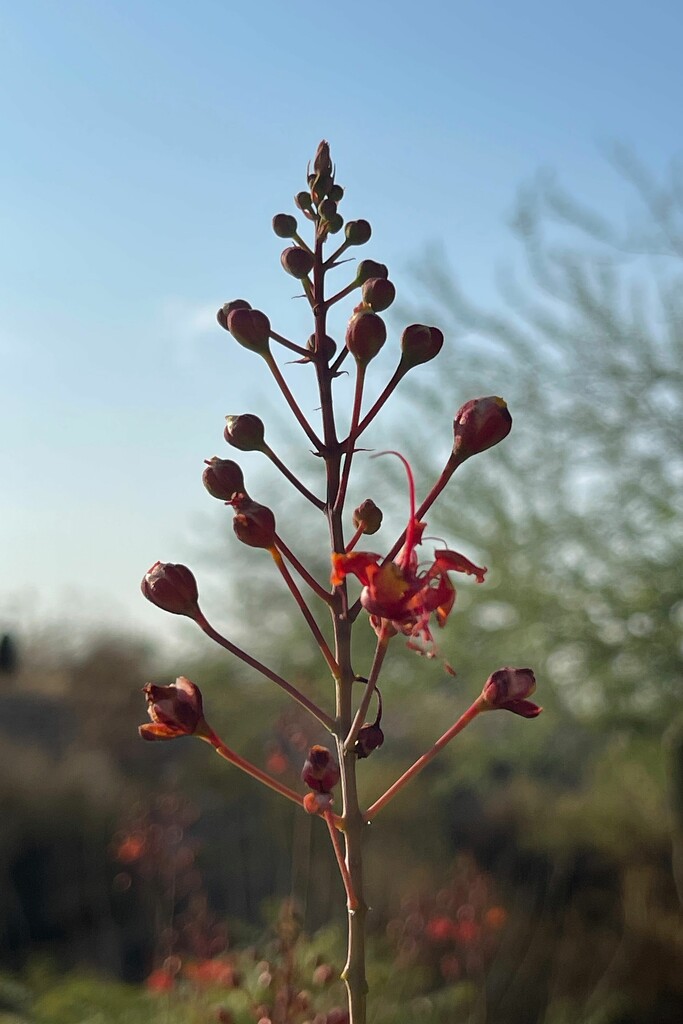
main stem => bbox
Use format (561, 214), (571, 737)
(313, 233), (368, 1024)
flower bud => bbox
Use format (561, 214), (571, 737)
(356, 259), (388, 285)
(231, 496), (276, 549)
(452, 397), (512, 462)
(139, 675), (206, 741)
(313, 139), (333, 178)
(345, 311), (386, 365)
(272, 213), (298, 238)
(224, 414), (266, 452)
(361, 277), (395, 312)
(318, 198), (337, 221)
(280, 246), (315, 279)
(325, 213), (344, 234)
(301, 745), (340, 794)
(202, 457), (245, 500)
(480, 667), (541, 718)
(400, 324), (444, 368)
(353, 722), (384, 759)
(328, 183), (344, 202)
(327, 1008), (350, 1024)
(352, 499), (383, 535)
(345, 220), (372, 246)
(226, 307), (271, 355)
(216, 299), (251, 331)
(141, 562), (199, 618)
(307, 333), (337, 361)
(295, 191), (313, 213)
(303, 791), (334, 815)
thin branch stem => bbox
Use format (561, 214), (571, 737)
(274, 533), (333, 604)
(292, 231), (313, 255)
(324, 809), (359, 910)
(345, 524), (364, 553)
(330, 346), (350, 376)
(324, 238), (351, 267)
(354, 362), (406, 437)
(204, 728), (305, 808)
(365, 699), (484, 821)
(334, 364), (365, 513)
(344, 626), (391, 752)
(263, 442), (326, 509)
(270, 548), (340, 679)
(194, 610), (334, 731)
(327, 280), (359, 306)
(264, 352), (323, 450)
(269, 329), (309, 358)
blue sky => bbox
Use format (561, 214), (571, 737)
(2, 0), (681, 649)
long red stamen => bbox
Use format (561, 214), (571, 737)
(371, 450), (416, 568)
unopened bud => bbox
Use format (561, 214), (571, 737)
(353, 722), (384, 759)
(226, 307), (271, 355)
(224, 414), (266, 452)
(400, 324), (444, 368)
(141, 562), (199, 618)
(326, 213), (344, 234)
(356, 259), (388, 285)
(345, 220), (372, 246)
(231, 496), (276, 549)
(281, 246), (315, 279)
(327, 1010), (350, 1024)
(295, 191), (313, 213)
(301, 745), (340, 794)
(313, 140), (333, 178)
(361, 277), (395, 312)
(217, 299), (251, 331)
(307, 333), (337, 361)
(329, 183), (344, 202)
(272, 213), (298, 238)
(352, 499), (383, 535)
(303, 791), (334, 815)
(345, 311), (386, 365)
(480, 667), (541, 718)
(452, 397), (512, 463)
(318, 198), (337, 221)
(202, 457), (245, 500)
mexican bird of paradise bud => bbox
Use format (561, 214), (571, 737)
(451, 396), (512, 463)
(141, 561), (200, 618)
(202, 457), (245, 500)
(301, 745), (341, 793)
(230, 495), (277, 549)
(480, 667), (541, 718)
(139, 675), (207, 741)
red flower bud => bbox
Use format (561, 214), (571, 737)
(295, 191), (313, 213)
(139, 675), (206, 741)
(141, 562), (199, 618)
(345, 219), (372, 246)
(325, 213), (344, 234)
(361, 277), (395, 313)
(345, 311), (386, 365)
(313, 139), (333, 178)
(353, 722), (384, 759)
(301, 745), (340, 794)
(356, 259), (388, 285)
(452, 397), (512, 462)
(203, 457), (245, 501)
(272, 213), (298, 238)
(352, 499), (383, 535)
(216, 299), (251, 331)
(307, 333), (337, 361)
(224, 414), (266, 452)
(318, 198), (338, 221)
(303, 791), (334, 815)
(231, 496), (276, 549)
(226, 307), (271, 355)
(400, 324), (444, 368)
(280, 246), (315, 279)
(480, 667), (541, 718)
(328, 183), (344, 202)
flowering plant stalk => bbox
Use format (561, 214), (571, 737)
(140, 141), (540, 1024)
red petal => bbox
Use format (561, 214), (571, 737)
(138, 723), (182, 741)
(331, 550), (381, 587)
(502, 699), (542, 718)
(432, 549), (487, 584)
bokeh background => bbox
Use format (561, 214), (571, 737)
(1, 2), (682, 1022)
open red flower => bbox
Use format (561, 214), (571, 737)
(139, 675), (207, 741)
(331, 453), (486, 662)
